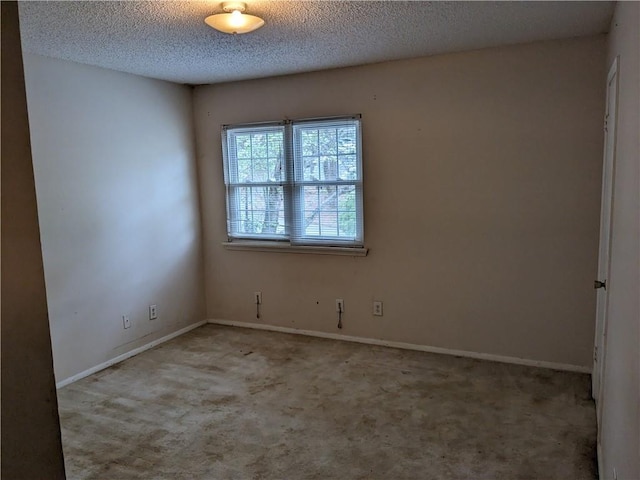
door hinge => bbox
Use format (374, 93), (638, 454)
(594, 346), (598, 363)
(594, 280), (606, 290)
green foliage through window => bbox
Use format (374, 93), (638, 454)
(222, 117), (363, 246)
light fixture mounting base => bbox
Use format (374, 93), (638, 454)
(222, 1), (246, 13)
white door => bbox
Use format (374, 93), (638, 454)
(592, 57), (619, 415)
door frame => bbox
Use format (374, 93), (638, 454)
(592, 56), (619, 419)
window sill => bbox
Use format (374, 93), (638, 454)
(222, 241), (369, 256)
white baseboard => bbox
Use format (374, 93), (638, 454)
(55, 318), (591, 389)
(56, 320), (207, 389)
(207, 319), (591, 374)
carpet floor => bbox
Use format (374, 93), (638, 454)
(57, 324), (597, 479)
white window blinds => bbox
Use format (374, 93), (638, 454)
(222, 116), (363, 247)
(222, 123), (288, 240)
(291, 118), (363, 245)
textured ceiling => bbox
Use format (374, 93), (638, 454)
(18, 1), (614, 85)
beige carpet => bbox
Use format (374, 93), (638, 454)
(58, 324), (596, 479)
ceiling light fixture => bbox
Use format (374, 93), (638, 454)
(205, 2), (264, 35)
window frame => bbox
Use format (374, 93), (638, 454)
(221, 115), (364, 249)
(221, 121), (289, 242)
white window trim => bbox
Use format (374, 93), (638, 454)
(221, 115), (365, 249)
(222, 241), (368, 256)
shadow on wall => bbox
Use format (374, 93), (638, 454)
(22, 52), (205, 384)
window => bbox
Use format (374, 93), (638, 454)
(222, 116), (364, 248)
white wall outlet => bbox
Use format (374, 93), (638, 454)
(122, 315), (131, 329)
(149, 304), (158, 320)
(373, 301), (383, 316)
(336, 299), (344, 312)
(254, 292), (262, 304)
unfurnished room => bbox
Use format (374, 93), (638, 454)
(1, 1), (638, 479)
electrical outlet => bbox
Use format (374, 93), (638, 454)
(149, 304), (158, 320)
(122, 315), (131, 329)
(254, 292), (262, 304)
(373, 301), (383, 316)
(336, 299), (344, 312)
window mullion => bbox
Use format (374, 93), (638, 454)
(283, 122), (295, 239)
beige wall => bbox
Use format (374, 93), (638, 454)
(600, 2), (640, 478)
(23, 54), (205, 383)
(194, 36), (605, 368)
(1, 2), (66, 478)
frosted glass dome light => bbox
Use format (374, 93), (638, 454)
(205, 2), (265, 35)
